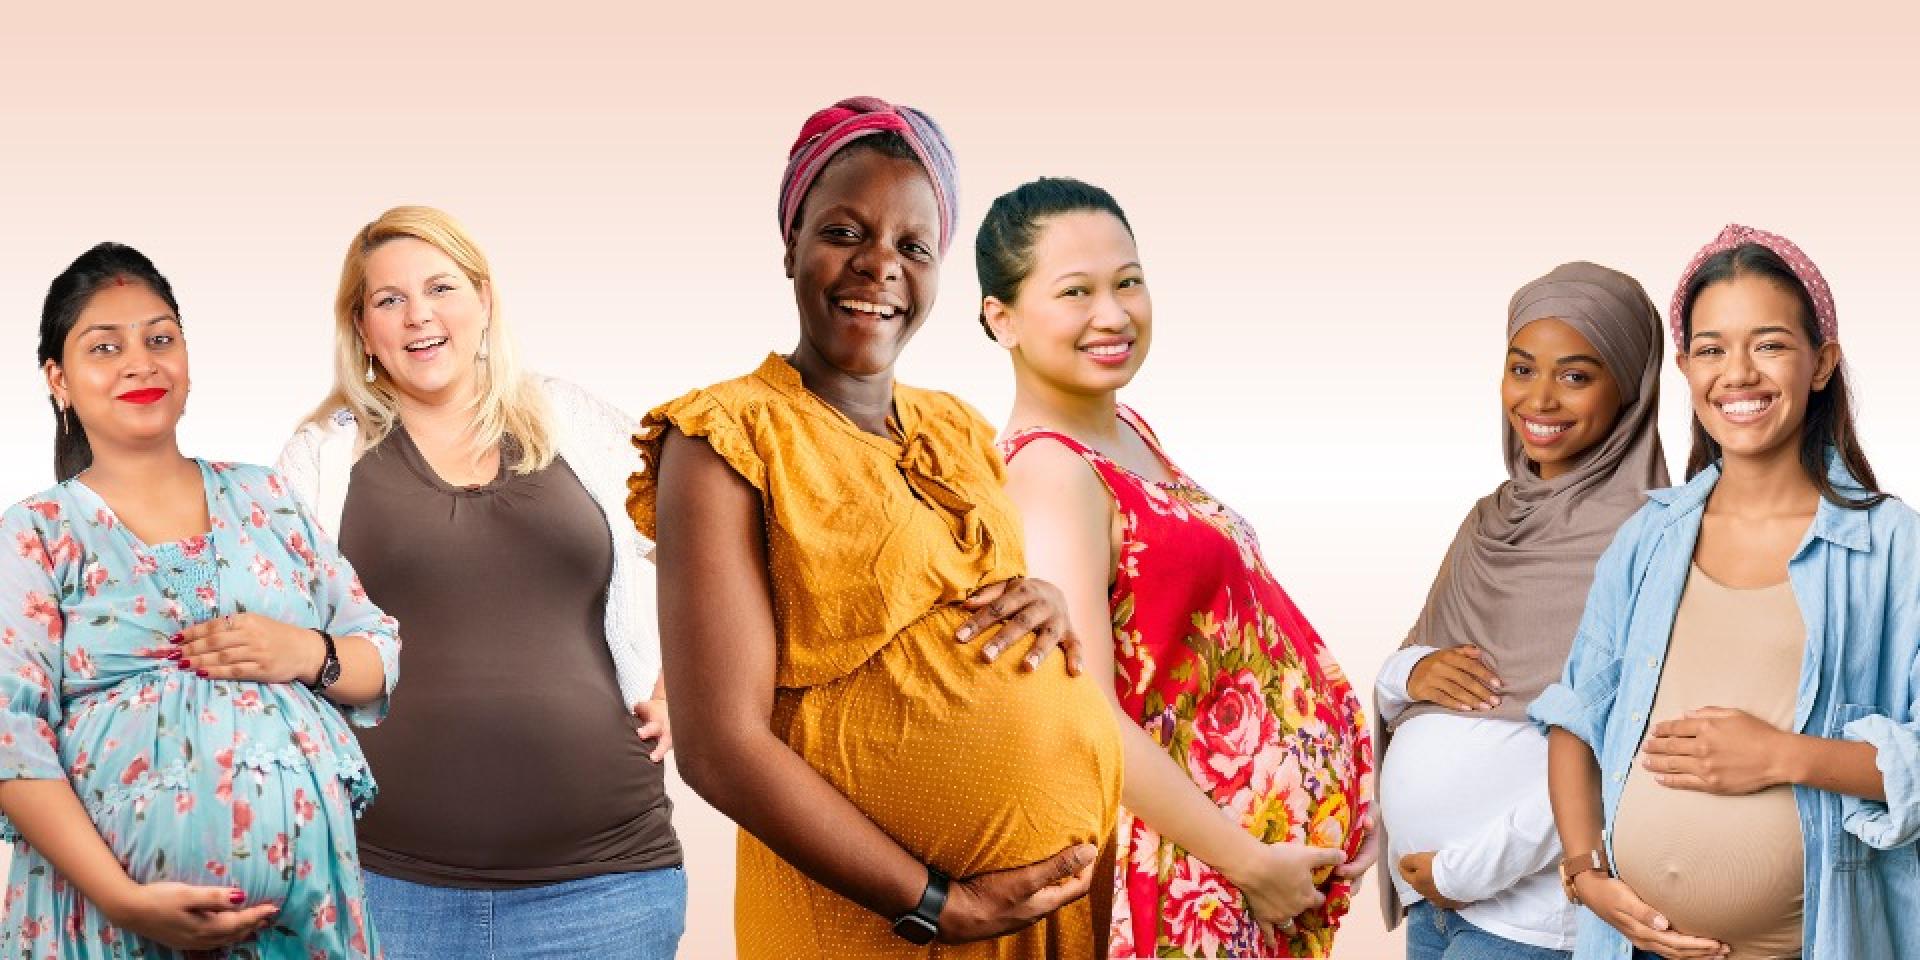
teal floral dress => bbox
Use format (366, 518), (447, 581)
(0, 461), (400, 958)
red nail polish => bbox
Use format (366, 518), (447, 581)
(179, 659), (192, 669)
(171, 633), (184, 644)
(165, 650), (181, 661)
(229, 890), (245, 905)
(196, 670), (209, 679)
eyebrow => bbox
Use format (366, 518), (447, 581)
(1509, 346), (1604, 366)
(1688, 325), (1799, 342)
(1049, 262), (1143, 285)
(78, 315), (176, 336)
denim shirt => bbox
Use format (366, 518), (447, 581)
(1529, 452), (1920, 960)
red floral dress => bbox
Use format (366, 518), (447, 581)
(1002, 408), (1372, 959)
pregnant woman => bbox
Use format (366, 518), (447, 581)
(1377, 262), (1666, 960)
(0, 243), (399, 958)
(980, 177), (1375, 958)
(1533, 225), (1920, 960)
(631, 97), (1121, 958)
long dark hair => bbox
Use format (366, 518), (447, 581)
(1677, 242), (1884, 509)
(38, 243), (181, 482)
(974, 177), (1133, 339)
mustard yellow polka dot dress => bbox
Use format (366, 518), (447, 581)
(629, 354), (1122, 959)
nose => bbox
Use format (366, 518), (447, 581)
(1722, 345), (1763, 386)
(848, 239), (903, 284)
(122, 339), (162, 378)
(1526, 371), (1559, 412)
(1089, 291), (1131, 331)
(405, 295), (433, 327)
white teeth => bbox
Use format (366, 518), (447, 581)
(837, 299), (897, 318)
(1084, 343), (1129, 356)
(1718, 397), (1772, 416)
(405, 337), (448, 352)
(1524, 421), (1569, 438)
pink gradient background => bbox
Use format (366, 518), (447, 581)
(5, 4), (1920, 957)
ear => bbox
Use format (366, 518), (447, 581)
(1812, 341), (1842, 391)
(783, 238), (796, 280)
(352, 313), (371, 357)
(479, 280), (494, 326)
(42, 358), (67, 406)
(1674, 349), (1690, 375)
(982, 297), (1018, 349)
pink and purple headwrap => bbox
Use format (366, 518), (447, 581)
(1669, 224), (1838, 351)
(778, 96), (959, 255)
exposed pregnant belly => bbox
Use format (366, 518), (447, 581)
(774, 605), (1122, 876)
(1612, 771), (1804, 959)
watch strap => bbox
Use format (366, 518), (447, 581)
(306, 629), (340, 691)
(890, 866), (949, 944)
(1560, 848), (1611, 904)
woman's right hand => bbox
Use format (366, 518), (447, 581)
(105, 881), (279, 951)
(1221, 837), (1344, 930)
(937, 843), (1097, 942)
(1407, 645), (1504, 711)
(1574, 873), (1729, 959)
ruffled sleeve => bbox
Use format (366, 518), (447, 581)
(0, 503), (69, 788)
(628, 389), (768, 540)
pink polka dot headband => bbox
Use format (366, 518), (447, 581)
(1669, 223), (1837, 351)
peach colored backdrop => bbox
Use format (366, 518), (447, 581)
(5, 3), (1919, 957)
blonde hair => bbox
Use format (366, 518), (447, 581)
(308, 205), (554, 473)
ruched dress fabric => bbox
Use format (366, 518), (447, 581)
(628, 354), (1121, 959)
(0, 461), (400, 959)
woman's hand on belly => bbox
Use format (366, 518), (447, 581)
(175, 612), (326, 685)
(1219, 837), (1345, 933)
(939, 842), (1098, 943)
(1573, 873), (1731, 959)
(955, 577), (1084, 675)
(1641, 707), (1791, 796)
(1396, 851), (1467, 911)
(108, 881), (283, 951)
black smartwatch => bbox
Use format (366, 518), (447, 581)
(890, 865), (949, 945)
(306, 629), (342, 692)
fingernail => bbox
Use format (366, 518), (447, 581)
(171, 633), (184, 644)
(165, 650), (181, 661)
(1023, 654), (1040, 671)
(983, 645), (1000, 662)
(196, 670), (209, 679)
(229, 890), (245, 905)
(955, 626), (972, 642)
(178, 659), (192, 669)
(1480, 701), (1494, 710)
(1653, 914), (1670, 931)
(1490, 696), (1502, 706)
(1490, 678), (1503, 690)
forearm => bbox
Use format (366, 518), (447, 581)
(1782, 732), (1885, 800)
(0, 780), (138, 915)
(678, 724), (926, 918)
(1112, 702), (1259, 874)
(1547, 727), (1606, 856)
(1433, 773), (1560, 902)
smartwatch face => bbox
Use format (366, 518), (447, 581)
(892, 915), (937, 945)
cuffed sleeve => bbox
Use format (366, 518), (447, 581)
(1840, 712), (1920, 849)
(1430, 773), (1561, 903)
(1374, 645), (1438, 725)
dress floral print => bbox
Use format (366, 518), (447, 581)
(0, 461), (399, 959)
(1002, 409), (1372, 959)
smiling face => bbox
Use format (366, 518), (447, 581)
(784, 148), (941, 377)
(44, 281), (190, 454)
(1679, 273), (1840, 464)
(1501, 317), (1623, 480)
(984, 210), (1149, 396)
(356, 236), (492, 408)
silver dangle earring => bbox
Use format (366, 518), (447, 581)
(364, 355), (377, 384)
(55, 398), (69, 435)
(476, 331), (490, 362)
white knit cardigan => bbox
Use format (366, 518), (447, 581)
(274, 377), (660, 708)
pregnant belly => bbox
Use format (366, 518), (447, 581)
(776, 606), (1122, 877)
(1612, 771), (1804, 957)
(66, 675), (368, 903)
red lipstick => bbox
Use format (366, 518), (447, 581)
(117, 388), (168, 405)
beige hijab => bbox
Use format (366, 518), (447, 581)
(1392, 261), (1669, 728)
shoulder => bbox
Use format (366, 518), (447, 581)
(1003, 435), (1108, 505)
(2, 487), (71, 534)
(205, 461), (292, 501)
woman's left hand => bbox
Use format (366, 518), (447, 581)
(1397, 851), (1468, 911)
(1334, 810), (1380, 882)
(955, 577), (1083, 675)
(1641, 706), (1787, 795)
(633, 697), (672, 762)
(174, 613), (323, 684)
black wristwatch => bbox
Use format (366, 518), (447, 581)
(306, 629), (342, 692)
(890, 866), (949, 945)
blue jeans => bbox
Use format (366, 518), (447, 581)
(366, 866), (686, 960)
(1407, 901), (1571, 960)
